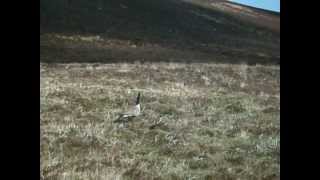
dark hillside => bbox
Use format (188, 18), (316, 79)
(40, 0), (280, 64)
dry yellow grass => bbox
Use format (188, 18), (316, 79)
(40, 62), (279, 180)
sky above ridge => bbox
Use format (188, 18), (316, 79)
(230, 0), (280, 12)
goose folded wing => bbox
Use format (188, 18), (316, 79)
(113, 112), (136, 123)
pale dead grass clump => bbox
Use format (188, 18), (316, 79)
(41, 62), (279, 180)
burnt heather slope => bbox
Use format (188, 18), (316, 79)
(40, 0), (280, 64)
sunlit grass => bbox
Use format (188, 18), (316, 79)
(41, 62), (279, 180)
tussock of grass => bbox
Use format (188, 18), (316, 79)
(41, 62), (279, 180)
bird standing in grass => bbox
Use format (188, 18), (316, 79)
(114, 92), (141, 123)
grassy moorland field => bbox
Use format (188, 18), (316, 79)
(40, 61), (279, 180)
(40, 0), (279, 179)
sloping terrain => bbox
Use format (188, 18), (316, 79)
(40, 0), (280, 64)
(40, 1), (280, 179)
(186, 0), (280, 33)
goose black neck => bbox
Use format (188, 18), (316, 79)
(136, 93), (140, 105)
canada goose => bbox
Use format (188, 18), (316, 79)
(114, 92), (141, 123)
